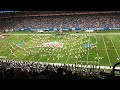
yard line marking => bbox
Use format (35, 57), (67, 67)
(102, 35), (111, 67)
(16, 36), (28, 60)
(76, 35), (82, 64)
(5, 36), (21, 60)
(115, 35), (120, 60)
(95, 34), (100, 66)
(65, 49), (71, 64)
(55, 35), (61, 63)
(8, 35), (30, 61)
(76, 35), (86, 63)
(109, 35), (120, 59)
(87, 32), (90, 64)
(0, 39), (11, 56)
(63, 36), (69, 64)
(0, 36), (14, 57)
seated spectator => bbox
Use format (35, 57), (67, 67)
(14, 71), (31, 79)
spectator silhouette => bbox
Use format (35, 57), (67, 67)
(14, 71), (31, 79)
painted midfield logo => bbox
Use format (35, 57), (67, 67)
(41, 42), (64, 48)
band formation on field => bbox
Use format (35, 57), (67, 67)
(1, 31), (120, 69)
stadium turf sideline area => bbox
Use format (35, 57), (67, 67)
(1, 31), (120, 68)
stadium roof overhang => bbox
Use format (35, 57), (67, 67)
(0, 11), (120, 19)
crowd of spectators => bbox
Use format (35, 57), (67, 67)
(0, 60), (103, 79)
(0, 12), (120, 32)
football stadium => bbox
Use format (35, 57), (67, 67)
(0, 11), (120, 79)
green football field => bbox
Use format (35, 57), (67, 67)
(1, 31), (120, 67)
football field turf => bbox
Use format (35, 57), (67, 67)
(1, 32), (120, 67)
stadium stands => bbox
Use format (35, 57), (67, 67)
(0, 11), (120, 79)
(0, 11), (120, 32)
(0, 60), (102, 79)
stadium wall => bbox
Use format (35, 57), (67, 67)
(16, 27), (120, 31)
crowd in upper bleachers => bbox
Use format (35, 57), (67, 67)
(0, 11), (120, 32)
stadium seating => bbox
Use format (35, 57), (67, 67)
(0, 11), (120, 32)
(0, 11), (120, 79)
(0, 60), (101, 79)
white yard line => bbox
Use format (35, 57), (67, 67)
(28, 35), (49, 61)
(37, 50), (44, 61)
(75, 36), (85, 64)
(55, 35), (61, 63)
(3, 33), (120, 36)
(56, 56), (60, 63)
(116, 35), (120, 42)
(2, 36), (19, 59)
(87, 33), (90, 64)
(2, 33), (120, 67)
(65, 50), (71, 64)
(65, 37), (74, 64)
(95, 34), (100, 66)
(2, 34), (53, 36)
(0, 38), (12, 56)
(109, 35), (120, 59)
(102, 35), (111, 67)
(0, 38), (13, 57)
(14, 35), (29, 60)
(1, 48), (10, 58)
(115, 35), (120, 53)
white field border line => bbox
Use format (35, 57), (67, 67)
(109, 35), (120, 59)
(102, 35), (111, 67)
(70, 33), (120, 36)
(95, 33), (100, 66)
(2, 34), (53, 36)
(3, 33), (120, 36)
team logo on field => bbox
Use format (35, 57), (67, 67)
(41, 42), (64, 48)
